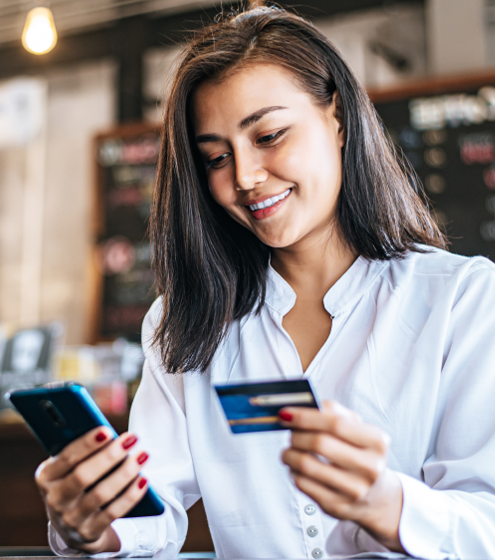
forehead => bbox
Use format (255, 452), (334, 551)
(191, 63), (310, 132)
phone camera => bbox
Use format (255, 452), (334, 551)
(40, 399), (67, 427)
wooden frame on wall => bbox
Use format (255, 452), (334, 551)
(367, 69), (495, 103)
(368, 69), (495, 262)
(87, 122), (162, 345)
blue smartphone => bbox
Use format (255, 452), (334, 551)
(8, 382), (164, 518)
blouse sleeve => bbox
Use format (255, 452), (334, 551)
(50, 298), (201, 558)
(394, 264), (495, 559)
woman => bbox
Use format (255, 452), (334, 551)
(37, 7), (495, 559)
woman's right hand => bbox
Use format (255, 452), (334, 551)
(35, 427), (150, 554)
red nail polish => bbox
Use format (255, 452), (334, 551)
(138, 477), (147, 489)
(95, 431), (107, 443)
(279, 410), (293, 422)
(137, 452), (149, 465)
(122, 435), (137, 450)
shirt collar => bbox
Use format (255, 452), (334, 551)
(265, 256), (386, 317)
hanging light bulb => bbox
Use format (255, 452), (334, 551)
(22, 7), (58, 55)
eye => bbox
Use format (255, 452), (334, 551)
(256, 128), (287, 145)
(207, 153), (230, 169)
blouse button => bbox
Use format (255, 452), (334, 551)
(307, 525), (318, 537)
(304, 504), (316, 515)
(311, 548), (323, 558)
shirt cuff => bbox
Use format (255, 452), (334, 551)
(396, 472), (453, 559)
(48, 519), (138, 558)
(48, 522), (85, 558)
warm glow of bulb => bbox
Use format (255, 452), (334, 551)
(22, 7), (58, 55)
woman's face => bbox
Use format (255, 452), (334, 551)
(192, 63), (345, 250)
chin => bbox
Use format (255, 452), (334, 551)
(243, 216), (301, 249)
(258, 232), (299, 249)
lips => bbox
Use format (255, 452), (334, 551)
(246, 188), (291, 211)
(246, 188), (292, 220)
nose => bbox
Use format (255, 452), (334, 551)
(234, 148), (268, 191)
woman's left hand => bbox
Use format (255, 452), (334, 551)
(280, 401), (405, 553)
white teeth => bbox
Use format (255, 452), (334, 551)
(249, 188), (291, 212)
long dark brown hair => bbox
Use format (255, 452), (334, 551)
(151, 6), (446, 374)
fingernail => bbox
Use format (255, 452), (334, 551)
(279, 410), (293, 422)
(95, 431), (107, 443)
(122, 435), (138, 450)
(138, 477), (147, 489)
(137, 452), (149, 465)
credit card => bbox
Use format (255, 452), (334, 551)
(214, 379), (319, 434)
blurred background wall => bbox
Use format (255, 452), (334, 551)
(0, 63), (115, 343)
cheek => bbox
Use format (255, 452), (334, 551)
(265, 138), (307, 184)
(272, 128), (342, 188)
(305, 133), (343, 193)
(207, 168), (236, 208)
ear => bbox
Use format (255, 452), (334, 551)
(333, 90), (345, 148)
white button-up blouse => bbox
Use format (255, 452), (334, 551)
(51, 247), (495, 559)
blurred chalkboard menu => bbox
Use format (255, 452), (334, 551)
(371, 73), (495, 262)
(92, 123), (161, 342)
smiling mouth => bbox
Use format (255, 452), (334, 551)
(247, 188), (291, 212)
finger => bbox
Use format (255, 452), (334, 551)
(282, 448), (370, 501)
(290, 431), (364, 471)
(37, 427), (115, 484)
(288, 431), (385, 481)
(329, 418), (390, 453)
(279, 402), (356, 435)
(54, 432), (139, 505)
(280, 401), (390, 452)
(35, 458), (54, 495)
(75, 476), (149, 544)
(62, 451), (148, 527)
(292, 472), (355, 521)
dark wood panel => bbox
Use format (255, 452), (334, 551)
(0, 424), (49, 546)
(183, 500), (214, 552)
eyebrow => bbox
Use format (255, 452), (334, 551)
(239, 105), (288, 130)
(195, 105), (288, 144)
